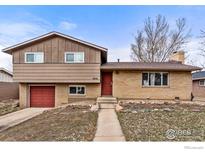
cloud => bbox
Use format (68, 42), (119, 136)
(58, 21), (77, 31)
(0, 45), (12, 71)
(0, 13), (77, 71)
(108, 46), (131, 62)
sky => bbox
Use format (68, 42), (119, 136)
(0, 5), (205, 71)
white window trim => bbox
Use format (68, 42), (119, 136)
(199, 80), (205, 86)
(64, 52), (85, 63)
(68, 85), (86, 96)
(142, 72), (169, 87)
(25, 52), (44, 63)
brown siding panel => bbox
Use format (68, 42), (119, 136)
(13, 64), (100, 83)
(0, 82), (19, 101)
(12, 36), (102, 64)
(192, 80), (205, 97)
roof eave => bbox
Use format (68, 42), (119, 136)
(2, 31), (108, 54)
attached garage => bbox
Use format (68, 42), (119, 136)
(30, 86), (55, 107)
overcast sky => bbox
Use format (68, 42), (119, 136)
(0, 5), (205, 71)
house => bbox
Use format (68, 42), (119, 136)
(0, 67), (13, 82)
(192, 71), (205, 99)
(2, 31), (201, 108)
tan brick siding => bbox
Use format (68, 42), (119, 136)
(19, 83), (28, 108)
(19, 83), (100, 108)
(113, 71), (192, 100)
(192, 80), (205, 97)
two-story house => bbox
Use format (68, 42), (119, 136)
(2, 32), (201, 108)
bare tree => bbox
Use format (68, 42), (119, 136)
(131, 15), (190, 62)
(198, 30), (205, 68)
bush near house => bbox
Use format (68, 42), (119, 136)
(117, 103), (205, 141)
(0, 105), (98, 141)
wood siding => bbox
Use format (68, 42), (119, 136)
(192, 80), (205, 98)
(13, 64), (100, 83)
(12, 36), (101, 64)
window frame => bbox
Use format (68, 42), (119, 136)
(25, 52), (44, 63)
(199, 80), (205, 86)
(68, 85), (86, 96)
(142, 72), (169, 87)
(64, 52), (85, 63)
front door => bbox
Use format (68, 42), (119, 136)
(101, 72), (112, 95)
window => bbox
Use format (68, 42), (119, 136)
(142, 72), (169, 87)
(25, 52), (44, 63)
(199, 80), (205, 86)
(69, 85), (86, 95)
(65, 52), (84, 63)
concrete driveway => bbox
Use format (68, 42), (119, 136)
(0, 108), (50, 132)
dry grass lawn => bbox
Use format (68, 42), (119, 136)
(117, 103), (205, 141)
(0, 105), (98, 141)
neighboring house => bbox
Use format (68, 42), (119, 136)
(192, 71), (205, 98)
(2, 31), (201, 108)
(0, 68), (13, 82)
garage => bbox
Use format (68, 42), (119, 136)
(30, 86), (55, 107)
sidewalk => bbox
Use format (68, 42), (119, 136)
(0, 108), (49, 132)
(94, 109), (125, 141)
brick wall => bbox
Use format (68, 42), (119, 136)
(113, 71), (192, 100)
(0, 82), (19, 101)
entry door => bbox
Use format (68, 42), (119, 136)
(101, 72), (112, 95)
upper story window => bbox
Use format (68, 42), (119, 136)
(65, 52), (84, 63)
(25, 52), (44, 63)
(142, 72), (169, 87)
(199, 80), (205, 86)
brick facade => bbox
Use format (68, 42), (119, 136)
(113, 71), (192, 100)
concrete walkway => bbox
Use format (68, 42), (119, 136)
(94, 109), (125, 141)
(0, 108), (49, 132)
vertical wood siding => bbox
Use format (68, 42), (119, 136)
(12, 36), (101, 64)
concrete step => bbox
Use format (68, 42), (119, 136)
(97, 97), (117, 109)
(99, 104), (116, 109)
(97, 97), (117, 104)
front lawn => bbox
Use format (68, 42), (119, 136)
(0, 105), (98, 141)
(117, 103), (205, 141)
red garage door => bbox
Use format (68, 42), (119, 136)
(30, 86), (55, 107)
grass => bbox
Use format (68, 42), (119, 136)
(0, 105), (98, 141)
(0, 99), (20, 116)
(117, 103), (205, 141)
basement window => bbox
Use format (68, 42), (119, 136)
(69, 85), (86, 95)
(25, 52), (44, 63)
(199, 80), (205, 86)
(142, 72), (169, 87)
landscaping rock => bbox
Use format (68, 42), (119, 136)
(116, 104), (123, 112)
(90, 104), (99, 112)
(163, 108), (173, 112)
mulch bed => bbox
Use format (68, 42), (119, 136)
(0, 105), (98, 141)
(117, 103), (205, 141)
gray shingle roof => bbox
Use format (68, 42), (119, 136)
(192, 71), (205, 80)
(101, 62), (201, 71)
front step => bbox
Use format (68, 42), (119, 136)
(97, 97), (117, 109)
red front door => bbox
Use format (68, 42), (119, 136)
(101, 72), (112, 95)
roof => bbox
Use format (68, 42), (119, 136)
(192, 71), (205, 80)
(0, 68), (13, 76)
(101, 62), (201, 71)
(2, 31), (108, 54)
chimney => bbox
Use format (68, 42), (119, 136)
(117, 59), (120, 63)
(169, 51), (185, 64)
